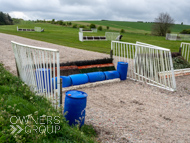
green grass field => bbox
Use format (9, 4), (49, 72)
(0, 20), (189, 54)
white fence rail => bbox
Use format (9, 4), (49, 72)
(17, 26), (42, 32)
(17, 26), (35, 32)
(34, 27), (42, 32)
(105, 32), (120, 41)
(91, 28), (97, 32)
(166, 33), (190, 41)
(79, 28), (97, 32)
(111, 41), (176, 91)
(181, 42), (190, 62)
(12, 41), (61, 108)
(79, 32), (120, 42)
(79, 32), (107, 41)
(79, 32), (83, 41)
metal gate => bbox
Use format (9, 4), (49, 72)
(111, 41), (176, 91)
(12, 41), (61, 108)
(181, 42), (190, 62)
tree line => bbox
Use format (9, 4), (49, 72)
(0, 11), (13, 25)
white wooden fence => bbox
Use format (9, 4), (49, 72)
(166, 33), (190, 41)
(111, 41), (176, 91)
(166, 33), (178, 40)
(79, 32), (120, 42)
(105, 32), (120, 41)
(12, 41), (61, 108)
(17, 26), (42, 32)
(34, 27), (42, 32)
(79, 32), (107, 41)
(79, 28), (97, 32)
(181, 42), (190, 62)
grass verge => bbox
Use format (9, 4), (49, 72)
(0, 63), (97, 143)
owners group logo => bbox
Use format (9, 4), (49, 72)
(10, 115), (60, 134)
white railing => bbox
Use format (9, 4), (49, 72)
(79, 28), (84, 32)
(105, 32), (120, 41)
(91, 28), (97, 32)
(12, 41), (61, 108)
(79, 32), (84, 41)
(17, 26), (42, 32)
(79, 32), (120, 42)
(34, 27), (42, 32)
(79, 28), (97, 32)
(178, 34), (190, 41)
(17, 26), (35, 32)
(111, 41), (176, 91)
(166, 33), (177, 40)
(79, 32), (107, 41)
(166, 33), (190, 41)
(181, 42), (190, 62)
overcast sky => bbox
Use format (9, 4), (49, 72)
(0, 0), (190, 25)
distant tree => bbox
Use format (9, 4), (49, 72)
(6, 14), (13, 24)
(58, 20), (63, 25)
(72, 24), (77, 28)
(79, 25), (86, 28)
(98, 26), (102, 31)
(181, 22), (183, 25)
(67, 22), (72, 26)
(180, 29), (190, 34)
(12, 18), (22, 24)
(152, 12), (174, 36)
(106, 26), (109, 30)
(0, 11), (13, 25)
(62, 22), (66, 26)
(51, 19), (55, 24)
(89, 24), (96, 28)
(120, 29), (125, 33)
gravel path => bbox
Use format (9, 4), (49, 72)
(0, 33), (190, 143)
(0, 33), (109, 75)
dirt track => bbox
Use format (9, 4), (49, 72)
(0, 33), (190, 142)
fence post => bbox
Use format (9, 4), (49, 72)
(169, 51), (176, 91)
(179, 47), (182, 56)
(110, 50), (113, 59)
(60, 78), (62, 107)
(15, 61), (20, 78)
(12, 43), (20, 77)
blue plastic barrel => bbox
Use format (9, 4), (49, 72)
(64, 90), (88, 127)
(104, 70), (120, 80)
(35, 68), (51, 92)
(69, 74), (89, 85)
(117, 62), (128, 80)
(52, 76), (72, 89)
(87, 71), (106, 82)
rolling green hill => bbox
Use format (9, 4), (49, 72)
(74, 21), (153, 33)
(0, 20), (189, 54)
(73, 20), (190, 33)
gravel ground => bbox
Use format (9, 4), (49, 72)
(0, 33), (109, 75)
(0, 33), (190, 143)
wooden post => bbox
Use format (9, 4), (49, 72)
(110, 50), (113, 60)
(179, 47), (182, 56)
